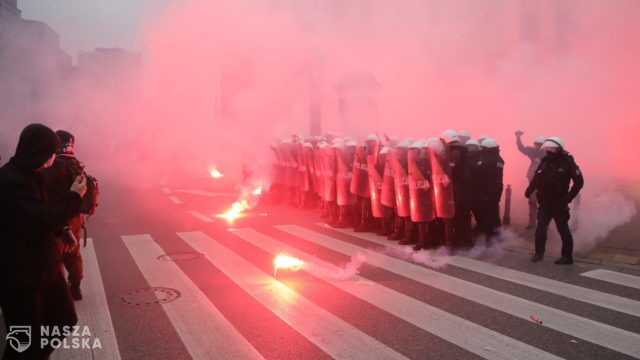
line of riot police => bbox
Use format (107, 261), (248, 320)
(269, 129), (505, 252)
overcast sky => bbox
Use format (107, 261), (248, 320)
(19, 0), (173, 60)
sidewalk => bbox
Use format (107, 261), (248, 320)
(506, 182), (640, 269)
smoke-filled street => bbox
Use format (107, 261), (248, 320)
(1, 179), (639, 360)
(2, 0), (640, 359)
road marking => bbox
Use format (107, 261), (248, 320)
(168, 196), (183, 205)
(327, 226), (640, 317)
(51, 238), (121, 360)
(173, 189), (236, 198)
(581, 269), (640, 290)
(188, 210), (213, 223)
(281, 225), (640, 358)
(230, 228), (562, 360)
(122, 234), (263, 360)
(178, 231), (407, 360)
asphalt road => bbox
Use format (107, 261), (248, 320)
(2, 179), (639, 360)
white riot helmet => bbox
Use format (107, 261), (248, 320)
(480, 138), (498, 148)
(365, 134), (378, 142)
(458, 130), (471, 144)
(465, 139), (480, 151)
(542, 136), (564, 149)
(441, 129), (458, 144)
(426, 137), (444, 152)
(395, 141), (411, 149)
(410, 140), (427, 149)
(379, 147), (390, 155)
(346, 140), (357, 147)
(478, 134), (490, 143)
(331, 141), (344, 149)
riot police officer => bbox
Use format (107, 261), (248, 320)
(526, 137), (584, 264)
(468, 138), (504, 245)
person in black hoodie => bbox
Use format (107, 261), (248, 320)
(526, 137), (583, 265)
(468, 138), (504, 245)
(0, 123), (86, 360)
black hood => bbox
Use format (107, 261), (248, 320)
(10, 123), (60, 170)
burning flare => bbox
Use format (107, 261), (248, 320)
(252, 186), (262, 195)
(209, 167), (223, 178)
(273, 253), (304, 275)
(216, 200), (250, 224)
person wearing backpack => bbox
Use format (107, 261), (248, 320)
(43, 130), (98, 300)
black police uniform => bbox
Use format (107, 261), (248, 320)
(468, 147), (504, 243)
(449, 142), (472, 247)
(525, 150), (584, 262)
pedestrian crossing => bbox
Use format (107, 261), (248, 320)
(580, 269), (640, 290)
(35, 224), (640, 359)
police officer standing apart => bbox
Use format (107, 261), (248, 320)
(43, 130), (87, 300)
(526, 137), (584, 264)
(515, 131), (546, 229)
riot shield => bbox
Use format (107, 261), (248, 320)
(392, 147), (411, 217)
(293, 142), (309, 192)
(322, 146), (336, 202)
(408, 147), (436, 222)
(380, 153), (396, 208)
(303, 144), (316, 193)
(428, 139), (455, 218)
(350, 145), (370, 197)
(313, 146), (324, 197)
(367, 152), (384, 218)
(336, 147), (357, 206)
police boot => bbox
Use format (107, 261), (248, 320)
(412, 223), (429, 251)
(399, 218), (418, 245)
(354, 198), (372, 232)
(328, 202), (339, 226)
(387, 215), (404, 241)
(332, 206), (351, 228)
(320, 200), (329, 219)
(377, 216), (392, 236)
(69, 282), (83, 301)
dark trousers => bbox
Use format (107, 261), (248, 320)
(1, 267), (77, 360)
(470, 199), (501, 241)
(535, 205), (573, 258)
(60, 216), (84, 286)
(527, 191), (538, 226)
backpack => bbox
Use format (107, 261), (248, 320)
(81, 174), (99, 215)
(60, 156), (99, 215)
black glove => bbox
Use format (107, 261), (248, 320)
(562, 195), (573, 204)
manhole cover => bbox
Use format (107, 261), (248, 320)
(157, 252), (203, 261)
(117, 287), (180, 306)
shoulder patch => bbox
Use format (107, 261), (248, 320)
(576, 169), (581, 175)
(497, 162), (504, 168)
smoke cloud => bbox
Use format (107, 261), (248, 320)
(1, 1), (638, 249)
